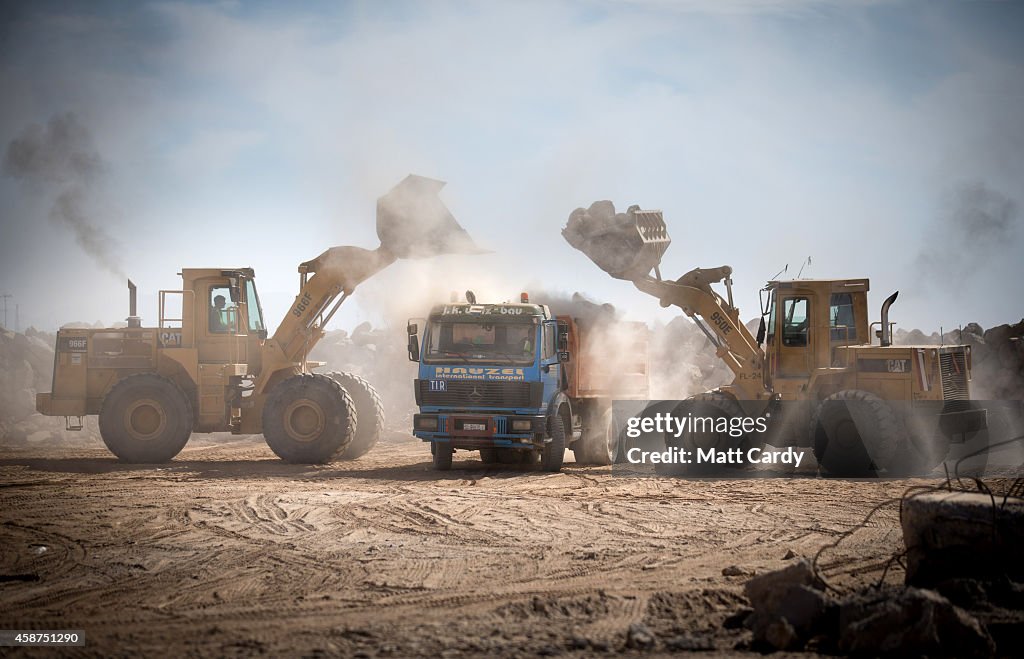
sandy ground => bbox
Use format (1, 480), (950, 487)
(0, 433), (945, 657)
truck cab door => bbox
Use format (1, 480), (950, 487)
(540, 320), (562, 405)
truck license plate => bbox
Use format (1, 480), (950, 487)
(463, 423), (486, 431)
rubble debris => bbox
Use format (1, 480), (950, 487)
(735, 556), (1014, 655)
(562, 201), (668, 280)
(624, 622), (656, 650)
(837, 587), (995, 657)
(901, 491), (1024, 587)
(743, 559), (830, 651)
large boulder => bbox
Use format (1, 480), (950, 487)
(743, 559), (831, 651)
(838, 588), (994, 657)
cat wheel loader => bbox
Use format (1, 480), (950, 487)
(36, 175), (483, 464)
(564, 204), (988, 476)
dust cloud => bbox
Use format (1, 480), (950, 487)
(916, 181), (1019, 288)
(3, 113), (125, 278)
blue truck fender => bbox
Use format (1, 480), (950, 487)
(546, 392), (573, 442)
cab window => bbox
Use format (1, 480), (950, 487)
(209, 286), (236, 334)
(782, 297), (808, 347)
(245, 279), (265, 333)
(542, 323), (555, 360)
(829, 293), (857, 341)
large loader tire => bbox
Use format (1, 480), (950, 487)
(891, 407), (953, 476)
(98, 374), (193, 463)
(262, 374), (357, 464)
(542, 414), (567, 472)
(655, 391), (747, 476)
(328, 372), (384, 460)
(813, 390), (899, 477)
(574, 408), (618, 465)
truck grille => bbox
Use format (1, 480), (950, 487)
(939, 351), (969, 401)
(418, 380), (533, 408)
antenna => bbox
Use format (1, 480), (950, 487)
(769, 264), (788, 281)
(796, 256), (812, 279)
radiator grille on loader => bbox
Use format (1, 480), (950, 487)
(939, 351), (969, 401)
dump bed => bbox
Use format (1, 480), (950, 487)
(560, 316), (649, 399)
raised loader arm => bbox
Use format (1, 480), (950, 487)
(563, 203), (767, 399)
(255, 175), (485, 396)
(632, 268), (766, 398)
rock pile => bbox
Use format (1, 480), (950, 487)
(738, 559), (998, 656)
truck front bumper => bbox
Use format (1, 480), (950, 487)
(413, 413), (547, 450)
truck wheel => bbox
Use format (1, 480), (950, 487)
(328, 372), (384, 460)
(433, 444), (453, 470)
(262, 374), (357, 464)
(542, 414), (567, 472)
(479, 448), (499, 464)
(813, 390), (899, 477)
(98, 374), (193, 463)
(574, 408), (618, 465)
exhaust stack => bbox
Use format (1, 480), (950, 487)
(127, 279), (141, 328)
(879, 291), (898, 347)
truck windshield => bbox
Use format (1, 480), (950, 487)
(425, 321), (536, 365)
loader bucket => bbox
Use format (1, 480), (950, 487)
(377, 174), (486, 259)
(562, 202), (671, 280)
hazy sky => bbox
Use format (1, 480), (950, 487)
(1, 0), (1021, 336)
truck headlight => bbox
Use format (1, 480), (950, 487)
(511, 419), (532, 431)
(416, 416), (438, 431)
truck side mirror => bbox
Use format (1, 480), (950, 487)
(407, 320), (422, 361)
(257, 328), (268, 340)
(557, 321), (569, 352)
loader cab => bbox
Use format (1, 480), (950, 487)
(765, 279), (869, 388)
(163, 268), (266, 369)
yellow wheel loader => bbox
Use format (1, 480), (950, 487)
(36, 175), (482, 463)
(564, 204), (987, 476)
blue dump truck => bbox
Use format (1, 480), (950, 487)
(408, 293), (649, 471)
